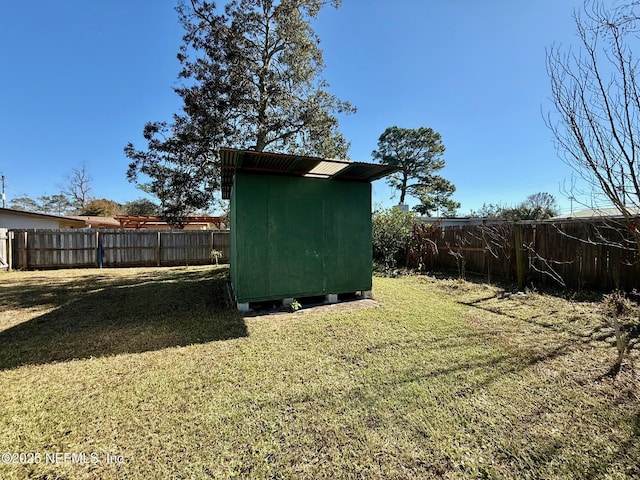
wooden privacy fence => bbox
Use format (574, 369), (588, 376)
(407, 220), (640, 291)
(7, 229), (230, 270)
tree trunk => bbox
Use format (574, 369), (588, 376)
(399, 172), (408, 204)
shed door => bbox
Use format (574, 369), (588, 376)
(268, 196), (324, 297)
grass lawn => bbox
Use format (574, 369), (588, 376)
(0, 266), (638, 479)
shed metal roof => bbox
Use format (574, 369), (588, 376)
(220, 148), (398, 199)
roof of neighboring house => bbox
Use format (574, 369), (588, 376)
(419, 216), (487, 227)
(70, 216), (122, 228)
(0, 207), (87, 227)
(220, 148), (399, 199)
(550, 206), (640, 221)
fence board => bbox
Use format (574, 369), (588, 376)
(160, 230), (213, 266)
(101, 230), (158, 267)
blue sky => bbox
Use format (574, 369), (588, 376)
(0, 0), (587, 215)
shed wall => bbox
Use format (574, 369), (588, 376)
(231, 172), (372, 303)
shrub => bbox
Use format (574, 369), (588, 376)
(210, 249), (223, 265)
(372, 207), (417, 270)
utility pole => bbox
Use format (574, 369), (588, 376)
(1, 175), (5, 208)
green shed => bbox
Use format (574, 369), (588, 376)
(221, 148), (397, 311)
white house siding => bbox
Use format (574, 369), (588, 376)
(0, 209), (85, 229)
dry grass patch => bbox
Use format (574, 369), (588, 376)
(0, 267), (638, 479)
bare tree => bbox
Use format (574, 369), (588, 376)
(63, 162), (93, 211)
(546, 2), (640, 375)
(546, 0), (640, 248)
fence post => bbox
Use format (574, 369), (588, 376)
(96, 231), (101, 268)
(20, 231), (28, 269)
(7, 231), (13, 271)
(156, 231), (161, 267)
(211, 231), (216, 265)
(514, 223), (525, 290)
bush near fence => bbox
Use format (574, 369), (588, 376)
(6, 229), (230, 270)
(406, 220), (640, 291)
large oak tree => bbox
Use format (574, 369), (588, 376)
(126, 0), (355, 225)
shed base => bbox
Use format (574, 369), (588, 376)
(282, 297), (295, 307)
(236, 291), (371, 313)
(326, 293), (338, 304)
(237, 302), (251, 312)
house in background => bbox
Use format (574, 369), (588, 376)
(0, 207), (86, 229)
(70, 215), (121, 229)
(550, 207), (640, 221)
(419, 216), (486, 228)
(0, 209), (225, 231)
(112, 215), (225, 230)
(71, 215), (225, 230)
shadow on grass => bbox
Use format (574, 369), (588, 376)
(460, 292), (608, 338)
(461, 290), (640, 350)
(0, 266), (247, 370)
